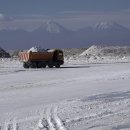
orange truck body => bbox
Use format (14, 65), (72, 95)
(19, 51), (54, 62)
(19, 49), (64, 68)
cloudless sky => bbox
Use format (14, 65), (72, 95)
(0, 0), (130, 15)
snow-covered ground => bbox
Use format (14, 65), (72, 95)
(66, 45), (130, 64)
(0, 58), (130, 130)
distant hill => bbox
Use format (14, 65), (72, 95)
(0, 21), (130, 49)
(66, 45), (130, 63)
(0, 47), (10, 58)
(80, 45), (130, 57)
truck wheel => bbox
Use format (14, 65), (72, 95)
(48, 63), (53, 68)
(55, 64), (60, 68)
(42, 64), (46, 68)
(38, 62), (46, 68)
(30, 62), (37, 68)
(23, 62), (29, 68)
(37, 62), (42, 68)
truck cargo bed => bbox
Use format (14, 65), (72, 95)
(19, 52), (54, 62)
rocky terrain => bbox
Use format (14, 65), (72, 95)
(0, 47), (10, 58)
(65, 45), (130, 64)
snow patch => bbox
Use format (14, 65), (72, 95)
(66, 45), (130, 64)
(27, 46), (46, 52)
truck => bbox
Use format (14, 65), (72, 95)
(19, 49), (64, 68)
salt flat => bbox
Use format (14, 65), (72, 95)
(0, 59), (130, 130)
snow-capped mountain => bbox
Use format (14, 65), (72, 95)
(77, 21), (130, 46)
(33, 21), (70, 34)
(0, 21), (75, 49)
(45, 21), (62, 33)
(78, 21), (130, 32)
(0, 21), (130, 49)
(94, 21), (127, 30)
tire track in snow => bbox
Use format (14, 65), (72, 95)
(36, 108), (48, 130)
(46, 107), (56, 130)
(52, 107), (67, 130)
(37, 106), (67, 130)
(37, 117), (48, 130)
(3, 119), (19, 130)
(36, 107), (56, 130)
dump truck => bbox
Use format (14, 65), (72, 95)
(19, 49), (64, 68)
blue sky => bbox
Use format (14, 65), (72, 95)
(0, 0), (130, 49)
(0, 0), (130, 15)
(0, 0), (130, 31)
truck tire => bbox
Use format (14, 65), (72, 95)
(23, 62), (29, 68)
(30, 62), (37, 68)
(48, 62), (53, 68)
(37, 62), (46, 68)
(55, 63), (60, 68)
(42, 64), (46, 68)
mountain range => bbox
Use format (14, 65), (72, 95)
(0, 21), (130, 50)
